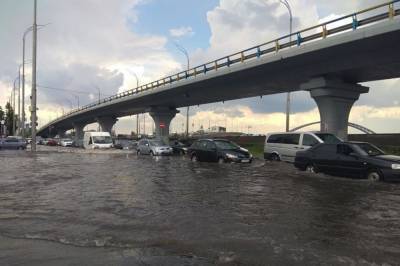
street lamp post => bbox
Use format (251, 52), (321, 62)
(132, 73), (140, 136)
(174, 42), (190, 138)
(31, 0), (38, 151)
(278, 0), (293, 132)
(13, 77), (19, 135)
(22, 24), (48, 138)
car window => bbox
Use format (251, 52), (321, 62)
(150, 140), (165, 146)
(355, 143), (384, 156)
(267, 135), (280, 143)
(302, 134), (319, 147)
(214, 140), (238, 150)
(315, 133), (342, 144)
(205, 141), (217, 150)
(282, 134), (299, 145)
(337, 144), (354, 155)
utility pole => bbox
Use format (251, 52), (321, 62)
(132, 73), (140, 136)
(31, 0), (38, 151)
(279, 0), (293, 132)
(174, 42), (190, 138)
(13, 77), (19, 135)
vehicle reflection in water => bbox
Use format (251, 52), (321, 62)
(0, 150), (399, 265)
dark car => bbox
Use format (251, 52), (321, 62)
(0, 137), (27, 150)
(170, 140), (189, 155)
(188, 139), (253, 163)
(294, 142), (400, 181)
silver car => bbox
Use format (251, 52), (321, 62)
(137, 139), (173, 156)
(0, 136), (27, 150)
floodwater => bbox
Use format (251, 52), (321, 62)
(0, 148), (400, 265)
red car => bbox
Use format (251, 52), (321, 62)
(46, 139), (58, 146)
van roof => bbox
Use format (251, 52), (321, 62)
(84, 132), (111, 136)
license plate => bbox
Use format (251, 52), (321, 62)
(241, 159), (250, 163)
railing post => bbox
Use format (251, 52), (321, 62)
(389, 3), (395, 19)
(227, 56), (230, 67)
(215, 61), (218, 70)
(240, 52), (245, 63)
(203, 65), (207, 74)
(256, 47), (261, 58)
(296, 33), (302, 46)
(352, 14), (359, 30)
(275, 41), (280, 52)
(322, 25), (328, 38)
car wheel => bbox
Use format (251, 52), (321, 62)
(150, 151), (154, 156)
(18, 146), (24, 150)
(306, 164), (317, 173)
(191, 154), (198, 162)
(270, 153), (280, 161)
(218, 157), (225, 164)
(137, 149), (141, 155)
(367, 170), (382, 182)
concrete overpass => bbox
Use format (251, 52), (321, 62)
(38, 1), (400, 141)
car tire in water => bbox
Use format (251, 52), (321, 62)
(218, 157), (225, 164)
(367, 169), (382, 182)
(270, 153), (280, 161)
(150, 151), (154, 157)
(191, 154), (198, 162)
(305, 164), (317, 173)
(137, 150), (141, 155)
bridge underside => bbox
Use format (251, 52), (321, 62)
(38, 17), (400, 139)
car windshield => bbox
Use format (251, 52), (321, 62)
(355, 143), (385, 156)
(315, 133), (342, 144)
(62, 139), (72, 142)
(92, 136), (112, 144)
(150, 140), (165, 146)
(214, 140), (239, 150)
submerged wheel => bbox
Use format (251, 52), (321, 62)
(270, 153), (280, 161)
(306, 164), (317, 173)
(367, 170), (382, 182)
(137, 149), (141, 155)
(218, 157), (225, 164)
(150, 151), (154, 156)
(191, 154), (198, 162)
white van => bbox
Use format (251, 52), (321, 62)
(264, 132), (341, 162)
(83, 132), (113, 149)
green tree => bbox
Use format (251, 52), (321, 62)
(5, 102), (15, 136)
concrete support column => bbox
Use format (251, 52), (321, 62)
(73, 122), (85, 143)
(96, 116), (118, 134)
(301, 77), (369, 140)
(148, 107), (179, 144)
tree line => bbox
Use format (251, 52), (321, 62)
(0, 102), (17, 136)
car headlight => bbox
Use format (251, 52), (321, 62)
(226, 153), (238, 159)
(392, 164), (400, 170)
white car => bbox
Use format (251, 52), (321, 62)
(60, 138), (73, 147)
(264, 132), (342, 162)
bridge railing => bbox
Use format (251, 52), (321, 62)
(40, 0), (400, 131)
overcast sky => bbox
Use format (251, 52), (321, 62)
(0, 0), (399, 134)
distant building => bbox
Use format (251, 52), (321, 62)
(209, 126), (226, 133)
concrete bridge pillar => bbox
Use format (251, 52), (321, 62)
(301, 77), (369, 140)
(96, 117), (118, 134)
(73, 122), (85, 144)
(148, 107), (179, 144)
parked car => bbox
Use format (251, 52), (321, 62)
(264, 132), (342, 162)
(188, 139), (253, 163)
(294, 142), (400, 181)
(0, 136), (27, 150)
(46, 139), (58, 146)
(114, 139), (136, 150)
(137, 139), (173, 156)
(170, 140), (189, 155)
(60, 138), (73, 147)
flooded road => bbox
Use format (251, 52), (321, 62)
(1, 149), (400, 265)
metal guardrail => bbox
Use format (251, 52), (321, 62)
(40, 0), (400, 131)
